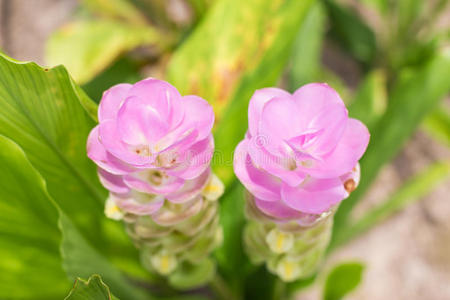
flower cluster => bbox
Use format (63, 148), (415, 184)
(87, 79), (223, 286)
(87, 78), (369, 285)
(234, 83), (369, 280)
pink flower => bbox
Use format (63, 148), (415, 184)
(234, 83), (369, 217)
(87, 78), (215, 202)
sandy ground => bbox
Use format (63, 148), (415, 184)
(1, 1), (449, 299)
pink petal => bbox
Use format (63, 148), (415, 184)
(248, 88), (291, 136)
(98, 119), (153, 165)
(293, 83), (346, 127)
(306, 104), (348, 156)
(247, 135), (305, 187)
(254, 197), (303, 220)
(166, 168), (211, 203)
(165, 135), (214, 180)
(233, 140), (281, 201)
(259, 96), (304, 155)
(123, 170), (184, 195)
(117, 96), (169, 144)
(113, 193), (165, 216)
(97, 168), (130, 194)
(87, 126), (134, 174)
(281, 178), (348, 214)
(304, 118), (370, 178)
(180, 95), (214, 141)
(98, 83), (132, 122)
(127, 78), (184, 127)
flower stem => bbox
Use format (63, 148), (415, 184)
(272, 279), (286, 300)
(210, 274), (238, 300)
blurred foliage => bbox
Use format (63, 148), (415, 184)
(331, 161), (450, 250)
(323, 262), (365, 300)
(81, 0), (149, 25)
(333, 53), (450, 235)
(324, 0), (377, 66)
(82, 57), (143, 102)
(423, 105), (450, 147)
(0, 0), (448, 298)
(46, 19), (163, 84)
(348, 69), (387, 131)
(288, 2), (327, 90)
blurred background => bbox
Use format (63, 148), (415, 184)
(1, 0), (449, 299)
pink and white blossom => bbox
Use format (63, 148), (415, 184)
(234, 83), (369, 218)
(87, 78), (215, 213)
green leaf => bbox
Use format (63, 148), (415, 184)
(331, 161), (450, 249)
(396, 0), (424, 35)
(0, 54), (144, 275)
(288, 2), (327, 90)
(0, 53), (102, 239)
(323, 262), (365, 300)
(167, 0), (315, 185)
(333, 53), (450, 241)
(187, 0), (214, 20)
(65, 275), (119, 300)
(81, 0), (148, 25)
(60, 214), (150, 300)
(0, 135), (69, 299)
(46, 19), (162, 84)
(423, 106), (450, 147)
(323, 0), (377, 65)
(348, 69), (387, 131)
(0, 135), (149, 299)
(360, 0), (388, 14)
(167, 0), (315, 117)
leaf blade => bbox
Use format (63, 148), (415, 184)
(46, 19), (161, 84)
(65, 274), (119, 300)
(323, 262), (365, 300)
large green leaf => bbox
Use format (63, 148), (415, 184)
(46, 19), (162, 84)
(0, 135), (68, 299)
(333, 53), (450, 237)
(0, 54), (144, 272)
(65, 275), (119, 300)
(323, 262), (364, 300)
(60, 213), (150, 300)
(0, 135), (148, 299)
(0, 53), (102, 237)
